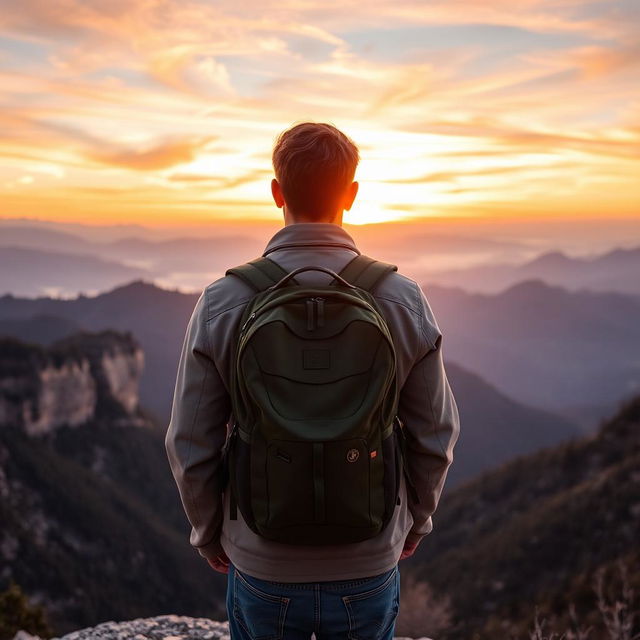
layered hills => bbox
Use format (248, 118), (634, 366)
(426, 246), (640, 295)
(0, 280), (590, 485)
(410, 394), (640, 639)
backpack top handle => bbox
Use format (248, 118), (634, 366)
(337, 254), (398, 292)
(226, 256), (298, 292)
(268, 266), (357, 291)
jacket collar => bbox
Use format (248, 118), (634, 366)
(262, 222), (360, 256)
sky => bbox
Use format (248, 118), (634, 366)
(1, 0), (639, 228)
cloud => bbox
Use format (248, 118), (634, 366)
(86, 137), (217, 170)
(167, 168), (272, 188)
(147, 47), (238, 96)
(363, 63), (442, 116)
(565, 44), (640, 79)
(0, 108), (218, 172)
(291, 0), (623, 40)
(400, 117), (640, 160)
(382, 164), (575, 184)
(1, 0), (639, 225)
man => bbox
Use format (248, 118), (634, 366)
(165, 122), (460, 639)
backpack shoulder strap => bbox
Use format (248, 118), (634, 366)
(336, 254), (398, 292)
(225, 256), (297, 292)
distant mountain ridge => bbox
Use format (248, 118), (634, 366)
(0, 281), (195, 424)
(0, 224), (262, 296)
(3, 275), (637, 425)
(0, 313), (81, 346)
(426, 246), (640, 295)
(445, 362), (579, 484)
(4, 220), (639, 297)
(0, 246), (149, 298)
(425, 278), (640, 419)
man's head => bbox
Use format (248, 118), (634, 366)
(271, 122), (359, 225)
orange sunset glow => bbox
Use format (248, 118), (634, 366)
(1, 0), (639, 228)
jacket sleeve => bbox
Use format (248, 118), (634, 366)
(165, 289), (231, 560)
(398, 282), (460, 545)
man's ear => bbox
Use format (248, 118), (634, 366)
(344, 181), (359, 211)
(271, 178), (285, 208)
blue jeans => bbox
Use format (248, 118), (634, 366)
(226, 563), (400, 639)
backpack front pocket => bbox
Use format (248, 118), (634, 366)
(324, 438), (372, 528)
(264, 437), (373, 532)
(265, 440), (316, 528)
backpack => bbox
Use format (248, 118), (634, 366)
(223, 253), (410, 545)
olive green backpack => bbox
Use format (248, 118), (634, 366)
(223, 254), (409, 545)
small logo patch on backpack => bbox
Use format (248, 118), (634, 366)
(346, 448), (360, 463)
(303, 348), (331, 370)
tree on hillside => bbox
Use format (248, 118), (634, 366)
(0, 581), (52, 640)
(527, 561), (639, 640)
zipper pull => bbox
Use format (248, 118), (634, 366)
(240, 312), (256, 334)
(306, 299), (315, 331)
(315, 297), (324, 328)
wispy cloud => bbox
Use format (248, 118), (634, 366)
(167, 168), (273, 187)
(86, 137), (217, 170)
(382, 163), (579, 184)
(0, 0), (638, 225)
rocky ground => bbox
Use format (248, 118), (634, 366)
(12, 614), (428, 640)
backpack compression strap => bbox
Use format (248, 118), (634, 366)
(223, 255), (297, 521)
(225, 256), (298, 291)
(337, 255), (421, 506)
(335, 254), (398, 292)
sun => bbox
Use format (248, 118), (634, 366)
(344, 202), (410, 225)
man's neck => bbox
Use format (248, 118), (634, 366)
(284, 208), (343, 226)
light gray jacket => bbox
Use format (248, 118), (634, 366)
(165, 222), (460, 581)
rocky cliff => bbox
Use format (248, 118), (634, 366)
(0, 331), (145, 435)
(0, 332), (225, 636)
(13, 615), (429, 640)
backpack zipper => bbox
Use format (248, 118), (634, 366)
(315, 297), (325, 328)
(237, 290), (394, 362)
(306, 297), (325, 331)
(306, 299), (315, 331)
(240, 312), (256, 335)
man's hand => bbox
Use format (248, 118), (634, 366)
(207, 550), (230, 574)
(399, 534), (422, 560)
(399, 541), (418, 560)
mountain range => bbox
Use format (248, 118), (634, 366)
(444, 362), (579, 485)
(2, 332), (637, 639)
(0, 282), (195, 425)
(4, 221), (639, 298)
(3, 275), (637, 428)
(409, 393), (640, 639)
(425, 246), (640, 295)
(0, 246), (148, 298)
(1, 218), (637, 640)
(425, 279), (640, 422)
(0, 280), (588, 486)
(0, 225), (263, 296)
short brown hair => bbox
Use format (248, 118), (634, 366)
(272, 122), (359, 219)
